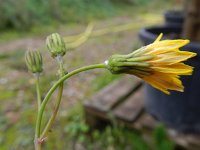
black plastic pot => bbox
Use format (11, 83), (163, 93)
(139, 25), (200, 133)
(164, 10), (184, 26)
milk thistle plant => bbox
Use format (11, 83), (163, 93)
(25, 33), (196, 150)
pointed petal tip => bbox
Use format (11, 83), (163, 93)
(165, 91), (170, 95)
(184, 39), (190, 44)
(154, 33), (163, 43)
(191, 52), (197, 57)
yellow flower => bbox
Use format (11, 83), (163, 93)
(106, 33), (197, 94)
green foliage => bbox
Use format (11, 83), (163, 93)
(127, 132), (150, 150)
(0, 98), (176, 150)
(0, 53), (10, 60)
(60, 0), (116, 22)
(3, 49), (27, 71)
(153, 124), (175, 150)
(62, 105), (176, 150)
(114, 0), (149, 5)
(0, 0), (152, 31)
(92, 72), (120, 91)
(0, 0), (111, 30)
(0, 89), (16, 100)
(64, 115), (89, 147)
(0, 0), (32, 30)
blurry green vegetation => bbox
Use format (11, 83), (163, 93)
(0, 0), (159, 31)
(92, 72), (121, 91)
(154, 125), (175, 150)
(0, 89), (16, 100)
(48, 104), (175, 150)
(0, 0), (173, 43)
(5, 49), (27, 71)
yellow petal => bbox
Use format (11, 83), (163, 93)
(119, 33), (196, 94)
(149, 51), (196, 65)
(147, 40), (189, 54)
(153, 33), (163, 43)
(142, 76), (170, 94)
(152, 63), (194, 75)
(142, 72), (184, 94)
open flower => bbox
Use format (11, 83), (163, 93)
(105, 33), (197, 94)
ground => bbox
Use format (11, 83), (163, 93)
(0, 5), (167, 149)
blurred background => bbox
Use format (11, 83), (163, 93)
(0, 0), (181, 149)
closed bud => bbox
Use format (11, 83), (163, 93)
(105, 54), (153, 75)
(46, 33), (67, 58)
(25, 50), (43, 73)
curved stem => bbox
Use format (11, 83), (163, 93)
(40, 83), (63, 138)
(36, 63), (106, 139)
(40, 56), (65, 138)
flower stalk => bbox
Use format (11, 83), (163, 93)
(40, 55), (65, 139)
(34, 73), (42, 110)
(34, 73), (42, 150)
(35, 63), (106, 145)
(24, 32), (196, 150)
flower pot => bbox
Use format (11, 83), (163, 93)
(164, 10), (184, 26)
(139, 25), (200, 133)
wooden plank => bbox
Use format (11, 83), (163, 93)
(131, 113), (157, 130)
(84, 75), (142, 113)
(113, 86), (144, 122)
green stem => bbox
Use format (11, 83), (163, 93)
(35, 74), (42, 110)
(40, 56), (65, 138)
(34, 73), (42, 150)
(36, 63), (106, 139)
(34, 141), (42, 150)
(40, 83), (63, 138)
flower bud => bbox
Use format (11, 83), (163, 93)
(105, 54), (153, 76)
(46, 33), (67, 58)
(25, 50), (43, 73)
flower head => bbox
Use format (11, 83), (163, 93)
(25, 50), (43, 73)
(46, 33), (67, 58)
(105, 33), (196, 94)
